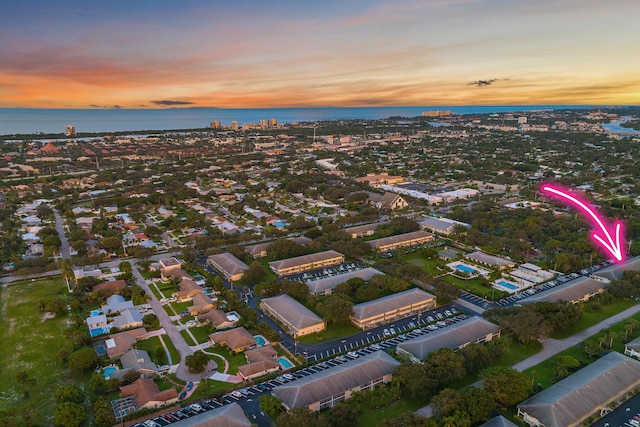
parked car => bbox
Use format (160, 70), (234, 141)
(347, 351), (359, 358)
(232, 390), (243, 398)
(178, 391), (187, 400)
(383, 329), (390, 336)
(186, 381), (194, 391)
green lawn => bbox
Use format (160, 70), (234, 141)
(148, 283), (162, 300)
(185, 378), (237, 400)
(297, 323), (362, 344)
(0, 276), (72, 423)
(189, 326), (212, 344)
(404, 254), (448, 276)
(443, 275), (509, 301)
(156, 281), (178, 299)
(205, 345), (247, 374)
(162, 335), (181, 365)
(136, 334), (181, 365)
(180, 330), (197, 346)
(551, 298), (637, 339)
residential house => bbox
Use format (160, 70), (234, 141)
(207, 252), (249, 282)
(196, 309), (238, 330)
(110, 308), (144, 330)
(105, 328), (147, 360)
(187, 293), (215, 316)
(119, 349), (158, 378)
(260, 294), (326, 338)
(517, 352), (640, 427)
(396, 316), (501, 361)
(209, 327), (257, 353)
(238, 359), (281, 381)
(268, 250), (345, 276)
(351, 288), (436, 329)
(119, 378), (178, 410)
(101, 294), (134, 314)
(93, 279), (126, 295)
(272, 351), (399, 412)
(367, 230), (433, 253)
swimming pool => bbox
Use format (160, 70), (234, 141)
(497, 281), (518, 290)
(103, 367), (118, 379)
(90, 326), (111, 337)
(278, 357), (293, 369)
(454, 264), (477, 274)
(254, 335), (267, 346)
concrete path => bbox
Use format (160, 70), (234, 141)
(513, 303), (640, 371)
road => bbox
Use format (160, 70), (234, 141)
(53, 208), (71, 259)
(513, 303), (640, 371)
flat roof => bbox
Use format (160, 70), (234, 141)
(306, 268), (384, 294)
(261, 294), (324, 330)
(207, 252), (249, 276)
(368, 230), (433, 249)
(520, 276), (606, 304)
(397, 316), (500, 360)
(272, 351), (399, 409)
(595, 255), (640, 281)
(352, 288), (435, 321)
(268, 250), (344, 271)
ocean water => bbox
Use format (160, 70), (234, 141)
(0, 105), (588, 135)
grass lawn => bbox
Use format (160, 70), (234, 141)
(444, 275), (509, 301)
(186, 379), (237, 401)
(156, 281), (178, 299)
(205, 345), (247, 375)
(551, 298), (638, 339)
(404, 254), (448, 276)
(0, 276), (73, 423)
(180, 330), (197, 346)
(189, 326), (212, 344)
(297, 323), (361, 344)
(162, 335), (180, 365)
(342, 385), (424, 427)
(170, 300), (192, 314)
(135, 336), (166, 363)
(148, 283), (162, 300)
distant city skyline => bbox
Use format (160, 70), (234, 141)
(1, 0), (639, 109)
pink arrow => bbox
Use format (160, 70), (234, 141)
(541, 184), (625, 263)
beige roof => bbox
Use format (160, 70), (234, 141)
(344, 222), (385, 235)
(106, 328), (147, 359)
(197, 309), (229, 327)
(272, 351), (399, 409)
(209, 327), (256, 351)
(245, 346), (278, 363)
(119, 378), (177, 408)
(207, 252), (249, 276)
(520, 277), (606, 304)
(464, 251), (515, 267)
(93, 279), (126, 294)
(261, 294), (324, 330)
(518, 352), (640, 427)
(238, 359), (280, 379)
(397, 316), (500, 360)
(269, 250), (344, 272)
(168, 402), (251, 427)
(245, 242), (272, 256)
(352, 288), (435, 321)
(367, 230), (433, 249)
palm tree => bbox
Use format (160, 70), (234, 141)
(609, 331), (618, 348)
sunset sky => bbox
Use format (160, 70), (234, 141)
(2, 0), (639, 108)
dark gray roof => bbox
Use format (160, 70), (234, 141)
(207, 252), (249, 276)
(367, 230), (433, 249)
(307, 268), (384, 294)
(520, 276), (606, 304)
(260, 294), (324, 329)
(479, 415), (519, 427)
(352, 288), (435, 321)
(169, 402), (251, 426)
(344, 222), (385, 235)
(397, 316), (500, 360)
(594, 255), (640, 281)
(272, 351), (399, 409)
(420, 217), (456, 232)
(517, 352), (640, 427)
(625, 335), (640, 351)
(268, 250), (344, 271)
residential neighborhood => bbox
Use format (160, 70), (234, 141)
(3, 107), (640, 427)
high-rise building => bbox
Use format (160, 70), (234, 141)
(231, 121), (239, 130)
(65, 125), (76, 136)
(260, 119), (267, 128)
(268, 118), (278, 126)
(210, 121), (222, 129)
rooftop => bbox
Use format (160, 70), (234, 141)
(352, 288), (435, 321)
(261, 294), (324, 329)
(367, 230), (433, 249)
(306, 267), (384, 294)
(207, 252), (249, 276)
(519, 276), (606, 304)
(268, 250), (344, 271)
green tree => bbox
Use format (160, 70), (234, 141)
(276, 407), (329, 427)
(317, 294), (354, 324)
(68, 347), (97, 373)
(243, 261), (268, 283)
(54, 384), (85, 404)
(460, 387), (495, 424)
(15, 371), (37, 399)
(258, 394), (283, 417)
(328, 402), (361, 427)
(93, 399), (116, 427)
(101, 236), (121, 252)
(53, 402), (86, 427)
(483, 366), (530, 407)
(118, 261), (132, 274)
(378, 413), (437, 427)
(423, 348), (466, 387)
(185, 350), (209, 373)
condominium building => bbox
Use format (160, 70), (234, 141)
(260, 294), (325, 338)
(351, 288), (436, 329)
(268, 250), (344, 276)
(367, 230), (433, 253)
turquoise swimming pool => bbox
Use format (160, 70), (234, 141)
(103, 367), (118, 379)
(278, 357), (293, 369)
(454, 264), (477, 274)
(497, 281), (518, 290)
(254, 335), (267, 346)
